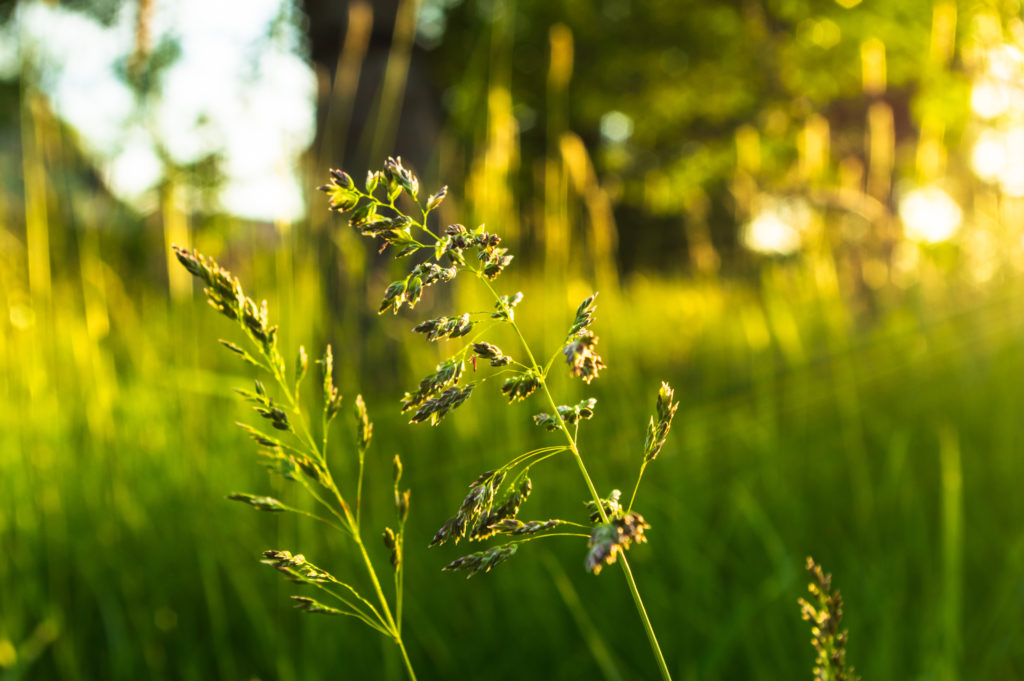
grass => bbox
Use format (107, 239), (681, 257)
(318, 160), (679, 679)
(4, 211), (1024, 678)
(3, 27), (1024, 675)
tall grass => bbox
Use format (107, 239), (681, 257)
(2, 8), (1024, 680)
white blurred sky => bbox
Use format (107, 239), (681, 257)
(7, 0), (317, 221)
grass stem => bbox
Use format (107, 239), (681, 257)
(479, 271), (673, 681)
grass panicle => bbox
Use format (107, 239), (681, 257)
(319, 159), (678, 680)
(173, 246), (419, 680)
(799, 557), (859, 681)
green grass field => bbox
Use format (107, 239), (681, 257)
(3, 205), (1023, 679)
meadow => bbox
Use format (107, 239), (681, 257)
(3, 161), (1024, 679)
(3, 2), (1024, 679)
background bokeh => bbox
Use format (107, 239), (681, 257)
(2, 0), (1024, 678)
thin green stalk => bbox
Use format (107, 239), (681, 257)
(627, 461), (649, 513)
(356, 446), (366, 527)
(510, 532), (592, 543)
(396, 637), (417, 681)
(309, 582), (389, 634)
(252, 323), (417, 680)
(395, 533), (404, 634)
(617, 553), (671, 680)
(479, 272), (673, 681)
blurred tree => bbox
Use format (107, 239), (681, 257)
(427, 0), (980, 275)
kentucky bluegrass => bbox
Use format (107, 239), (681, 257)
(172, 247), (418, 680)
(319, 158), (679, 680)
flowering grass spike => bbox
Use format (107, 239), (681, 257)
(173, 246), (420, 680)
(320, 158), (681, 681)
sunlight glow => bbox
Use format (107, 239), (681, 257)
(971, 126), (1024, 195)
(600, 111), (634, 144)
(13, 0), (316, 221)
(742, 198), (811, 255)
(971, 129), (1006, 181)
(971, 79), (1010, 119)
(105, 133), (164, 203)
(898, 186), (962, 244)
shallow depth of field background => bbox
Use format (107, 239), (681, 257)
(2, 0), (1024, 679)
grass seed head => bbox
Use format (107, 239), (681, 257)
(569, 293), (598, 336)
(564, 330), (606, 384)
(798, 557), (859, 681)
(585, 511), (650, 575)
(393, 454), (403, 484)
(501, 372), (540, 402)
(442, 543), (518, 578)
(585, 489), (623, 522)
(354, 394), (372, 451)
(227, 493), (286, 512)
(472, 342), (510, 366)
(396, 489), (411, 522)
(643, 381), (679, 462)
(291, 596), (344, 616)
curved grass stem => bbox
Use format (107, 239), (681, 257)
(252, 332), (418, 680)
(477, 272), (672, 681)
